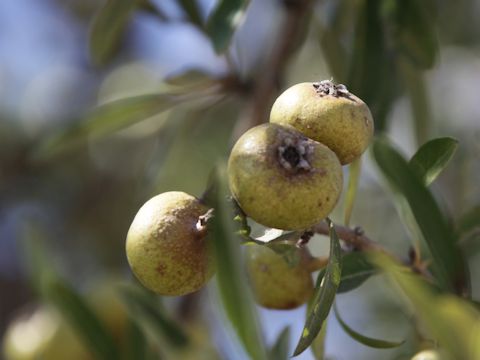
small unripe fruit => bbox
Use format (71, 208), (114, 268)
(2, 306), (90, 360)
(126, 191), (215, 296)
(270, 80), (374, 165)
(245, 244), (314, 309)
(411, 350), (444, 360)
(228, 123), (342, 230)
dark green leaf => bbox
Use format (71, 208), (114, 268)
(44, 280), (119, 360)
(334, 304), (405, 348)
(178, 0), (203, 27)
(206, 0), (250, 53)
(119, 285), (189, 348)
(89, 0), (138, 65)
(36, 94), (182, 158)
(293, 218), (342, 356)
(126, 319), (148, 360)
(317, 252), (377, 294)
(344, 158), (361, 226)
(269, 326), (290, 360)
(382, 0), (438, 69)
(371, 253), (480, 359)
(210, 165), (268, 360)
(410, 138), (458, 186)
(347, 0), (400, 132)
(372, 137), (468, 294)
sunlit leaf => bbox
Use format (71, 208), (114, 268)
(44, 279), (119, 360)
(409, 137), (458, 186)
(210, 165), (268, 360)
(344, 158), (361, 226)
(372, 137), (468, 294)
(89, 0), (138, 65)
(317, 252), (377, 294)
(293, 218), (342, 356)
(371, 253), (480, 359)
(36, 94), (184, 158)
(118, 285), (189, 349)
(269, 326), (290, 360)
(206, 0), (250, 53)
(334, 304), (405, 348)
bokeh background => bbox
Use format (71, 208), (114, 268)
(1, 0), (480, 359)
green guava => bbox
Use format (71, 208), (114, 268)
(270, 80), (374, 165)
(245, 244), (314, 309)
(228, 123), (343, 230)
(126, 191), (215, 296)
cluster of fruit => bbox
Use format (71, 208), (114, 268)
(125, 80), (374, 309)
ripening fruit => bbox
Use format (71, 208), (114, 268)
(411, 349), (444, 360)
(2, 306), (90, 360)
(270, 80), (374, 165)
(245, 244), (314, 309)
(126, 191), (215, 296)
(228, 123), (343, 230)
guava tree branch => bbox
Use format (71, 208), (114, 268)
(236, 0), (314, 135)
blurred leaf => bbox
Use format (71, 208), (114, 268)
(344, 158), (361, 226)
(45, 279), (119, 360)
(409, 137), (458, 186)
(178, 0), (203, 27)
(293, 218), (342, 356)
(372, 137), (468, 294)
(371, 253), (480, 359)
(119, 285), (189, 349)
(164, 68), (215, 87)
(89, 0), (138, 65)
(20, 224), (119, 359)
(206, 0), (250, 53)
(210, 165), (268, 360)
(317, 252), (377, 294)
(456, 206), (480, 256)
(37, 94), (184, 158)
(126, 319), (148, 360)
(334, 304), (405, 348)
(382, 0), (438, 69)
(347, 0), (400, 131)
(269, 326), (290, 360)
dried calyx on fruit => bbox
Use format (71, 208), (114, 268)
(270, 80), (374, 165)
(228, 123), (343, 231)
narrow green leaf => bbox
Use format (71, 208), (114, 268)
(36, 94), (182, 158)
(44, 279), (119, 360)
(409, 137), (458, 186)
(269, 326), (290, 360)
(382, 0), (438, 69)
(89, 0), (138, 65)
(334, 304), (405, 349)
(344, 158), (361, 226)
(317, 252), (377, 294)
(372, 137), (468, 294)
(126, 319), (148, 360)
(118, 285), (189, 349)
(206, 0), (250, 53)
(178, 0), (203, 27)
(293, 218), (342, 356)
(210, 165), (268, 360)
(164, 68), (214, 87)
(310, 319), (327, 360)
(371, 253), (480, 359)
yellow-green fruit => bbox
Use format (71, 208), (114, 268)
(245, 244), (314, 309)
(126, 191), (215, 296)
(228, 123), (343, 230)
(270, 81), (374, 165)
(2, 306), (90, 360)
(411, 350), (444, 360)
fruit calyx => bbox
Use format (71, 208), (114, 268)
(277, 136), (313, 171)
(312, 79), (352, 99)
